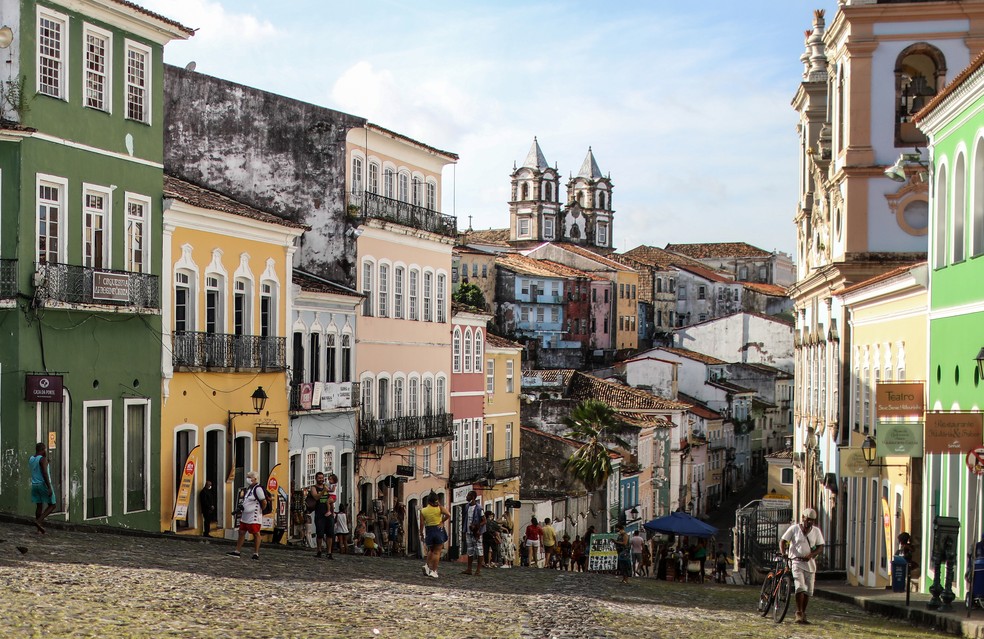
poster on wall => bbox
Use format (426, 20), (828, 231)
(925, 412), (984, 454)
(587, 533), (618, 572)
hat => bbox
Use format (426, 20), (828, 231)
(801, 508), (817, 520)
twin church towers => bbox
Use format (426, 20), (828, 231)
(507, 138), (614, 251)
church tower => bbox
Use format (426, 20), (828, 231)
(509, 137), (561, 243)
(565, 147), (614, 251)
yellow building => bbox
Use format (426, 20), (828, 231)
(161, 176), (306, 537)
(835, 262), (927, 588)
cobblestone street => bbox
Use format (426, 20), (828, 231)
(0, 521), (938, 639)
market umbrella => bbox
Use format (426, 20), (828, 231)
(643, 511), (718, 538)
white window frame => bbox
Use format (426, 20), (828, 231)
(463, 328), (472, 373)
(453, 328), (462, 373)
(368, 162), (379, 193)
(82, 183), (112, 269)
(426, 180), (437, 210)
(125, 39), (152, 124)
(378, 262), (389, 318)
(125, 193), (151, 273)
(518, 217), (531, 238)
(123, 398), (151, 513)
(474, 330), (483, 372)
(393, 265), (405, 319)
(83, 400), (113, 520)
(37, 174), (68, 264)
(423, 270), (433, 322)
(362, 259), (374, 317)
(37, 6), (69, 100)
(436, 445), (444, 474)
(436, 273), (446, 323)
(486, 359), (495, 394)
(543, 216), (555, 240)
(409, 269), (419, 320)
(352, 154), (364, 194)
(506, 359), (514, 393)
(83, 23), (112, 112)
(597, 221), (609, 246)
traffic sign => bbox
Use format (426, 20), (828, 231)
(966, 447), (984, 476)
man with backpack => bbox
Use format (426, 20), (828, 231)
(227, 471), (267, 560)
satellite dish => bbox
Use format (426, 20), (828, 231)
(185, 61), (197, 72)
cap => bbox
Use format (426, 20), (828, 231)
(802, 508), (817, 520)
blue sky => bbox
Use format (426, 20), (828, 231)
(144, 0), (840, 256)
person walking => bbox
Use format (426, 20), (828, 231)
(334, 504), (350, 554)
(199, 479), (217, 537)
(29, 443), (57, 534)
(780, 508), (825, 625)
(541, 518), (557, 569)
(694, 540), (708, 583)
(614, 525), (632, 583)
(483, 509), (501, 568)
(309, 472), (334, 558)
(227, 471), (267, 560)
(462, 490), (486, 575)
(419, 492), (450, 578)
(629, 530), (645, 576)
(525, 517), (542, 567)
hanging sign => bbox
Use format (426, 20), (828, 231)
(25, 374), (63, 402)
(839, 447), (879, 478)
(875, 382), (924, 418)
(925, 412), (983, 454)
(878, 421), (923, 457)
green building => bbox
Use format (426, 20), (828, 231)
(917, 54), (984, 600)
(0, 1), (190, 528)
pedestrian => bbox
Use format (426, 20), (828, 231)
(714, 544), (728, 583)
(309, 472), (334, 558)
(541, 518), (557, 569)
(199, 479), (216, 537)
(630, 530), (645, 576)
(525, 517), (542, 567)
(641, 542), (652, 577)
(615, 525), (632, 583)
(559, 534), (573, 571)
(227, 471), (267, 560)
(325, 473), (339, 511)
(780, 507), (825, 625)
(334, 504), (350, 554)
(483, 509), (500, 568)
(519, 535), (530, 567)
(572, 535), (585, 572)
(29, 443), (57, 534)
(462, 490), (486, 575)
(418, 491), (450, 578)
(694, 540), (708, 583)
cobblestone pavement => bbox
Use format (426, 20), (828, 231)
(0, 521), (938, 639)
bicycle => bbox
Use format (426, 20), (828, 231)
(757, 553), (794, 623)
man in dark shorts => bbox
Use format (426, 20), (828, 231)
(310, 472), (335, 558)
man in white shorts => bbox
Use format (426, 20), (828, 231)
(780, 508), (825, 625)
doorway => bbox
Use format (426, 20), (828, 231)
(204, 428), (224, 529)
(38, 401), (68, 515)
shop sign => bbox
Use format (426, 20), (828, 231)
(839, 447), (879, 478)
(396, 464), (414, 477)
(878, 421), (923, 457)
(92, 271), (130, 302)
(25, 374), (63, 402)
(298, 383), (313, 410)
(875, 382), (924, 418)
(925, 412), (983, 455)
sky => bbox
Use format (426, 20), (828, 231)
(142, 0), (841, 257)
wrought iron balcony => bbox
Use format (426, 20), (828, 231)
(490, 456), (521, 481)
(348, 190), (457, 238)
(0, 259), (16, 299)
(172, 331), (286, 371)
(290, 381), (360, 411)
(35, 262), (159, 309)
(450, 457), (491, 484)
(358, 412), (453, 449)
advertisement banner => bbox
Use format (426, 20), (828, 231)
(875, 382), (924, 418)
(877, 422), (924, 457)
(925, 412), (984, 455)
(839, 447), (879, 478)
(263, 463), (288, 533)
(881, 497), (892, 568)
(587, 533), (618, 572)
(173, 445), (201, 521)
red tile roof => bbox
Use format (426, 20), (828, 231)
(743, 282), (788, 296)
(486, 333), (523, 350)
(832, 261), (926, 297)
(523, 369), (576, 386)
(677, 393), (723, 420)
(657, 346), (727, 366)
(621, 245), (708, 270)
(673, 263), (733, 283)
(164, 175), (308, 229)
(664, 242), (771, 259)
(550, 243), (636, 272)
(460, 228), (512, 246)
(293, 270), (362, 298)
(495, 253), (594, 279)
(915, 48), (984, 123)
(568, 372), (689, 411)
(111, 0), (195, 35)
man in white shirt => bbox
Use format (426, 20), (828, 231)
(780, 508), (825, 625)
(227, 471), (267, 560)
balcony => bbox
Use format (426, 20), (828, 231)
(358, 412), (453, 449)
(449, 455), (521, 484)
(290, 381), (360, 412)
(35, 262), (159, 309)
(172, 332), (286, 371)
(0, 259), (16, 299)
(348, 190), (457, 238)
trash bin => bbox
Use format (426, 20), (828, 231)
(974, 558), (984, 598)
(891, 555), (909, 593)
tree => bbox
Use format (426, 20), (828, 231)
(562, 399), (631, 491)
(452, 282), (486, 310)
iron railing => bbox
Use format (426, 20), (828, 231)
(0, 259), (16, 298)
(490, 456), (521, 481)
(348, 190), (457, 238)
(358, 412), (453, 449)
(450, 457), (491, 484)
(172, 332), (286, 370)
(289, 381), (360, 411)
(35, 262), (159, 309)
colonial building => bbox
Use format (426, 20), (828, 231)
(675, 311), (795, 373)
(0, 0), (191, 527)
(663, 242), (795, 287)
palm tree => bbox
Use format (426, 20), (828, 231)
(563, 399), (631, 491)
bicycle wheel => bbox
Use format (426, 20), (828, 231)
(772, 571), (793, 623)
(758, 573), (776, 616)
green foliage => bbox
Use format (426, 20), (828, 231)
(0, 76), (30, 121)
(452, 282), (486, 309)
(562, 399), (630, 491)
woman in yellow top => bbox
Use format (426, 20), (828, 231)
(419, 491), (451, 578)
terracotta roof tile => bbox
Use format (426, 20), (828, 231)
(111, 0), (195, 35)
(677, 393), (723, 420)
(485, 333), (523, 350)
(766, 449), (794, 460)
(568, 372), (689, 411)
(551, 243), (636, 272)
(523, 369), (576, 386)
(460, 228), (512, 246)
(451, 301), (490, 316)
(618, 412), (674, 428)
(495, 254), (594, 279)
(293, 270), (362, 298)
(832, 261), (926, 297)
(664, 242), (771, 259)
(658, 346), (727, 365)
(165, 175), (308, 229)
(673, 263), (733, 283)
(708, 379), (756, 394)
(621, 245), (708, 270)
(743, 281), (788, 296)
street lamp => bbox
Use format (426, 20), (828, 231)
(974, 346), (984, 380)
(226, 386), (269, 482)
(630, 507), (639, 522)
(860, 435), (908, 470)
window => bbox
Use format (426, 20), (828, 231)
(619, 283), (625, 299)
(473, 419), (482, 457)
(505, 423), (513, 458)
(205, 276), (222, 334)
(544, 217), (555, 239)
(462, 419), (470, 458)
(84, 25), (111, 111)
(377, 378), (389, 418)
(174, 272), (193, 333)
(398, 172), (410, 202)
(125, 196), (149, 273)
(426, 181), (436, 210)
(436, 446), (443, 474)
(423, 446), (431, 475)
(412, 177), (422, 206)
(378, 264), (389, 318)
(408, 378), (419, 416)
(384, 168), (395, 198)
(935, 165), (948, 268)
(38, 8), (68, 99)
(545, 182), (553, 201)
(698, 286), (706, 300)
(739, 266), (748, 280)
(83, 187), (110, 269)
(631, 285), (636, 299)
(368, 162), (379, 193)
(394, 377), (404, 417)
(340, 334), (352, 382)
(326, 333), (337, 382)
(423, 378), (433, 415)
(85, 403), (111, 518)
(37, 177), (65, 264)
(521, 306), (530, 323)
(260, 282), (274, 338)
(486, 423), (493, 462)
(596, 222), (609, 246)
(463, 328), (472, 373)
(678, 285), (687, 300)
(486, 359), (495, 393)
(423, 272), (433, 321)
(954, 153), (967, 264)
(394, 266), (405, 319)
(409, 270), (419, 320)
(436, 377), (446, 412)
(124, 401), (148, 512)
(518, 218), (530, 238)
(437, 274), (446, 322)
(361, 379), (373, 417)
(482, 264), (488, 278)
(362, 262), (373, 316)
(550, 307), (559, 323)
(453, 328), (462, 372)
(656, 310), (662, 327)
(758, 265), (767, 281)
(234, 279), (251, 335)
(506, 359), (514, 393)
(125, 41), (151, 123)
(536, 307), (544, 323)
(974, 139), (984, 257)
(309, 333), (321, 382)
(352, 156), (364, 194)
(474, 330), (483, 372)
(305, 451), (317, 487)
(895, 44), (945, 147)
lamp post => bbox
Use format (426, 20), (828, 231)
(860, 435), (908, 471)
(226, 386), (268, 490)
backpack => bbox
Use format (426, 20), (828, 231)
(250, 485), (273, 515)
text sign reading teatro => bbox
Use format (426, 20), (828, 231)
(925, 412), (984, 455)
(875, 382), (924, 419)
(92, 272), (130, 302)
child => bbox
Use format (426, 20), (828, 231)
(325, 473), (339, 512)
(520, 535), (530, 567)
(641, 543), (652, 577)
(362, 531), (379, 556)
(559, 534), (573, 571)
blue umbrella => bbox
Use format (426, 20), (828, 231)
(643, 511), (718, 538)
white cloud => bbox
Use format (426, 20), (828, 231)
(137, 0), (279, 50)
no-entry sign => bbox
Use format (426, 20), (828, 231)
(966, 447), (984, 476)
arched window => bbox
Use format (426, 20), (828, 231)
(398, 171), (410, 202)
(953, 153), (966, 263)
(934, 163), (948, 269)
(453, 328), (462, 372)
(436, 376), (446, 413)
(474, 330), (483, 372)
(895, 43), (946, 146)
(974, 137), (984, 257)
(393, 377), (405, 417)
(463, 328), (472, 373)
(352, 156), (364, 194)
(423, 378), (434, 415)
(408, 377), (420, 416)
(544, 182), (552, 202)
(521, 182), (529, 200)
(598, 191), (606, 209)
